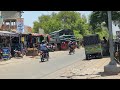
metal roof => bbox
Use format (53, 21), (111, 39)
(0, 31), (19, 37)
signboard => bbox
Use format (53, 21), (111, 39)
(17, 18), (24, 33)
(2, 47), (10, 59)
(0, 16), (3, 29)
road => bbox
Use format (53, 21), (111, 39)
(0, 48), (85, 79)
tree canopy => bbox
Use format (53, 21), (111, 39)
(33, 11), (118, 40)
(89, 11), (120, 30)
(33, 11), (92, 39)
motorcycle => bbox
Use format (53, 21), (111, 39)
(40, 51), (49, 62)
(69, 45), (75, 55)
(14, 49), (23, 58)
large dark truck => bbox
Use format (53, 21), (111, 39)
(49, 29), (76, 50)
(83, 34), (103, 60)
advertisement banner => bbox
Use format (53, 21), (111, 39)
(17, 18), (24, 33)
(2, 47), (10, 59)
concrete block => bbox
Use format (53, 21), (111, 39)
(104, 64), (120, 75)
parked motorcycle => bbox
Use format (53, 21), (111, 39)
(14, 49), (23, 58)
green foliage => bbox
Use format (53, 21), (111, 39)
(33, 21), (40, 33)
(89, 11), (120, 30)
(33, 11), (111, 40)
(88, 11), (120, 39)
(73, 30), (83, 39)
(96, 28), (109, 40)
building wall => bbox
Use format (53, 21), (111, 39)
(1, 11), (20, 19)
(24, 25), (32, 34)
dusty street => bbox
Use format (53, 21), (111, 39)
(0, 48), (85, 79)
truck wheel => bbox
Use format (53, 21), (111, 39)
(98, 53), (103, 59)
(86, 54), (90, 60)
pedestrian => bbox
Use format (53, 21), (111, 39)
(103, 37), (109, 56)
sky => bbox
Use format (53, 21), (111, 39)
(22, 11), (120, 35)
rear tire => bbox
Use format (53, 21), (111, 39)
(98, 53), (103, 59)
(14, 53), (18, 58)
(41, 57), (44, 62)
(46, 54), (49, 61)
(73, 49), (75, 54)
(41, 54), (44, 62)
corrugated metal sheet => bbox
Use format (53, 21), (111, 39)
(0, 31), (19, 37)
(1, 11), (20, 19)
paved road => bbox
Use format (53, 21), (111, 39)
(0, 48), (85, 79)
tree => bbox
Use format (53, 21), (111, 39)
(89, 11), (120, 30)
(89, 11), (120, 39)
(33, 11), (92, 38)
(33, 21), (40, 33)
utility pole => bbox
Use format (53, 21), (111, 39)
(19, 11), (24, 45)
(104, 11), (120, 74)
(0, 11), (2, 29)
(108, 11), (116, 65)
(19, 11), (22, 44)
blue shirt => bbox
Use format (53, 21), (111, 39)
(40, 44), (48, 51)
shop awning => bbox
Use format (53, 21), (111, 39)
(0, 31), (19, 37)
(32, 33), (44, 37)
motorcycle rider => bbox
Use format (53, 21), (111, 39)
(39, 40), (49, 60)
(68, 40), (75, 54)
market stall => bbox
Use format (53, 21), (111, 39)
(0, 31), (19, 60)
(26, 33), (45, 56)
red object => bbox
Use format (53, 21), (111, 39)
(32, 33), (44, 37)
(61, 42), (67, 50)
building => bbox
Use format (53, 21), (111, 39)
(24, 25), (32, 34)
(0, 11), (22, 32)
(0, 11), (32, 34)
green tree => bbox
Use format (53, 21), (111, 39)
(89, 11), (120, 30)
(33, 21), (40, 33)
(33, 11), (92, 38)
(88, 11), (120, 39)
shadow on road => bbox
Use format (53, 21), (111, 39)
(97, 72), (119, 76)
(83, 56), (110, 61)
(60, 70), (118, 79)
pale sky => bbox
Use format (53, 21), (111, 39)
(22, 11), (120, 35)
